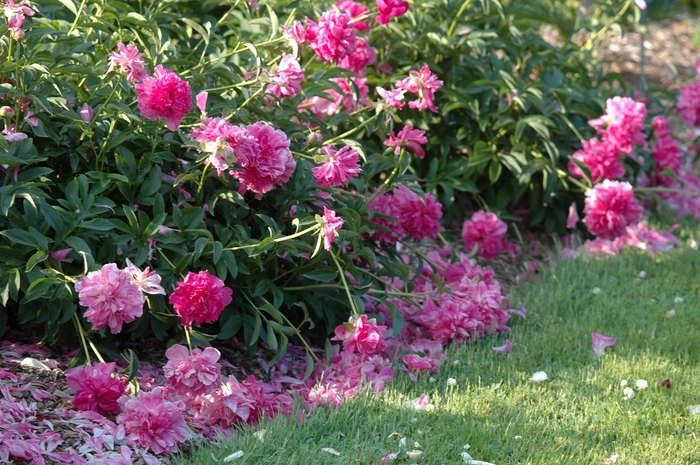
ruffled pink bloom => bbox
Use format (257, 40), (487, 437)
(233, 122), (296, 197)
(79, 103), (94, 124)
(491, 339), (515, 354)
(656, 168), (700, 219)
(282, 20), (316, 45)
(567, 202), (579, 229)
(337, 39), (377, 75)
(376, 86), (405, 110)
(583, 180), (643, 239)
(117, 387), (192, 454)
(124, 258), (165, 295)
(107, 43), (148, 83)
(369, 193), (403, 244)
(3, 0), (33, 31)
(195, 91), (208, 113)
(319, 206), (344, 251)
(135, 64), (193, 131)
(589, 96), (647, 154)
(190, 117), (254, 172)
(395, 64), (443, 112)
(652, 136), (683, 186)
(651, 115), (671, 138)
(400, 339), (443, 378)
(169, 270), (233, 328)
(164, 344), (221, 396)
(305, 77), (369, 116)
(307, 10), (357, 63)
(267, 54), (305, 99)
(75, 263), (145, 333)
(591, 332), (616, 357)
(335, 1), (370, 31)
(333, 314), (387, 356)
(461, 210), (507, 260)
(312, 145), (361, 188)
(376, 0), (409, 25)
(65, 362), (125, 415)
(393, 186), (442, 240)
(384, 125), (428, 158)
(568, 137), (625, 182)
(622, 221), (680, 253)
(1, 124), (27, 142)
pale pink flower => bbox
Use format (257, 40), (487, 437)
(233, 122), (296, 197)
(567, 202), (579, 229)
(0, 105), (13, 118)
(135, 64), (193, 131)
(267, 54), (305, 99)
(190, 117), (254, 172)
(3, 0), (33, 31)
(195, 91), (208, 113)
(395, 64), (443, 112)
(337, 39), (377, 75)
(376, 86), (405, 110)
(583, 180), (643, 239)
(591, 332), (616, 357)
(652, 136), (683, 186)
(319, 206), (345, 251)
(384, 125), (428, 158)
(312, 145), (361, 188)
(335, 1), (370, 31)
(651, 115), (671, 138)
(491, 339), (515, 354)
(107, 43), (148, 83)
(1, 124), (27, 142)
(50, 248), (72, 262)
(461, 210), (507, 260)
(393, 186), (442, 240)
(79, 103), (93, 124)
(124, 258), (165, 295)
(333, 314), (387, 356)
(633, 0), (646, 9)
(169, 270), (233, 328)
(305, 77), (369, 116)
(66, 362), (125, 415)
(23, 110), (38, 127)
(568, 137), (625, 182)
(163, 344), (221, 396)
(589, 96), (647, 154)
(117, 387), (192, 454)
(404, 393), (433, 411)
(376, 0), (409, 25)
(307, 10), (357, 63)
(74, 263), (145, 333)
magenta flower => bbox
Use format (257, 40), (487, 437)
(190, 117), (254, 172)
(652, 136), (683, 186)
(117, 387), (192, 454)
(305, 77), (369, 116)
(233, 122), (296, 197)
(312, 145), (361, 188)
(78, 103), (93, 124)
(65, 362), (125, 415)
(50, 248), (72, 262)
(195, 91), (208, 113)
(333, 314), (387, 356)
(369, 193), (403, 244)
(491, 339), (515, 354)
(107, 43), (148, 83)
(135, 64), (193, 131)
(376, 0), (409, 25)
(169, 270), (233, 328)
(395, 64), (443, 112)
(384, 125), (428, 158)
(461, 210), (508, 260)
(567, 202), (579, 229)
(393, 186), (442, 241)
(589, 96), (647, 155)
(267, 54), (305, 99)
(568, 137), (625, 183)
(319, 206), (345, 251)
(164, 344), (222, 396)
(651, 115), (671, 138)
(307, 10), (357, 63)
(591, 332), (616, 357)
(74, 263), (145, 333)
(376, 86), (405, 110)
(335, 1), (370, 31)
(337, 39), (377, 75)
(282, 20), (315, 45)
(3, 0), (33, 32)
(583, 180), (643, 239)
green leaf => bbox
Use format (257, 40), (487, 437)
(26, 250), (48, 272)
(302, 269), (338, 281)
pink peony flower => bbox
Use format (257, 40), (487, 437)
(337, 39), (377, 75)
(384, 125), (428, 158)
(395, 64), (443, 112)
(74, 263), (145, 333)
(117, 387), (192, 454)
(79, 103), (94, 124)
(266, 54), (305, 99)
(195, 91), (208, 113)
(305, 77), (369, 116)
(50, 248), (72, 262)
(333, 314), (387, 356)
(312, 145), (361, 188)
(3, 0), (34, 32)
(318, 207), (345, 251)
(589, 96), (647, 154)
(568, 137), (625, 182)
(163, 344), (221, 396)
(491, 339), (515, 354)
(135, 64), (193, 131)
(393, 186), (442, 241)
(376, 0), (409, 25)
(65, 362), (125, 415)
(369, 193), (403, 244)
(124, 258), (165, 295)
(376, 86), (405, 110)
(335, 1), (370, 31)
(232, 122), (296, 197)
(583, 180), (643, 239)
(190, 117), (254, 172)
(282, 20), (315, 45)
(1, 124), (27, 142)
(169, 270), (233, 328)
(307, 10), (357, 63)
(652, 136), (683, 186)
(107, 43), (148, 83)
(567, 202), (580, 229)
(591, 332), (616, 357)
(461, 210), (507, 260)
(651, 115), (671, 138)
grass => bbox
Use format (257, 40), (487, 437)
(171, 227), (700, 465)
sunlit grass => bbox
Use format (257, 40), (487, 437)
(172, 225), (700, 464)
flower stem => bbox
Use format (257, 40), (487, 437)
(223, 224), (321, 251)
(447, 0), (473, 39)
(68, 0), (89, 36)
(330, 251), (360, 317)
(184, 326), (193, 354)
(73, 314), (92, 366)
(321, 110), (378, 147)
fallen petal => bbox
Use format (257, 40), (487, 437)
(321, 448), (341, 456)
(592, 332), (616, 357)
(492, 340), (515, 354)
(406, 450), (423, 462)
(20, 357), (51, 371)
(223, 450), (245, 462)
(604, 453), (620, 464)
(253, 429), (266, 442)
(687, 405), (700, 416)
(380, 451), (399, 463)
(530, 371), (549, 382)
(659, 379), (671, 389)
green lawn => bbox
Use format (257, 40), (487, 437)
(172, 229), (700, 464)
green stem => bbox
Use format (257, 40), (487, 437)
(320, 110), (378, 147)
(383, 147), (405, 187)
(223, 224), (321, 251)
(184, 326), (193, 354)
(330, 251), (360, 317)
(67, 0), (89, 35)
(73, 314), (92, 366)
(447, 0), (473, 39)
(198, 162), (211, 195)
(87, 338), (106, 363)
(239, 86), (265, 110)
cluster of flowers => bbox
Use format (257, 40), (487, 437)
(1, 0), (33, 40)
(369, 186), (443, 243)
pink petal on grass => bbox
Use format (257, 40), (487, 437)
(592, 332), (616, 357)
(492, 340), (515, 354)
